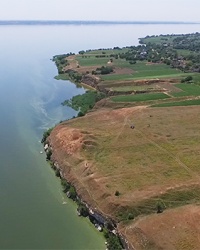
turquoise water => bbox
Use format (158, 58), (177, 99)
(0, 23), (200, 249)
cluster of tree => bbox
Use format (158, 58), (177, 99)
(110, 54), (119, 59)
(93, 66), (113, 75)
(181, 75), (193, 83)
(77, 203), (89, 217)
(52, 53), (74, 61)
(53, 53), (75, 74)
(173, 33), (200, 51)
(78, 50), (85, 55)
(64, 69), (82, 83)
(95, 54), (110, 58)
(103, 229), (123, 250)
(62, 91), (106, 117)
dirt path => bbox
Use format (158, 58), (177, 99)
(113, 106), (148, 144)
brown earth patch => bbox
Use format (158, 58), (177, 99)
(112, 67), (134, 75)
(119, 204), (200, 250)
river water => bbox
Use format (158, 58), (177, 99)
(0, 23), (200, 249)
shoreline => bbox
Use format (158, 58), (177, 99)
(42, 139), (127, 250)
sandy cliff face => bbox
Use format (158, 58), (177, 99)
(48, 122), (120, 218)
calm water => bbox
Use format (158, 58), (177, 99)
(0, 23), (200, 249)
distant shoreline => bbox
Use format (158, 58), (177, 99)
(0, 20), (199, 26)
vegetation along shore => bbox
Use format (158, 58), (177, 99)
(43, 33), (200, 250)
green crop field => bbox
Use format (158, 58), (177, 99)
(111, 92), (169, 102)
(172, 83), (200, 97)
(152, 99), (200, 107)
(76, 56), (109, 67)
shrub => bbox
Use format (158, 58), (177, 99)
(55, 169), (60, 177)
(46, 150), (52, 160)
(69, 186), (77, 200)
(156, 200), (165, 213)
(115, 190), (120, 196)
(41, 127), (53, 143)
(181, 75), (193, 83)
(127, 213), (134, 220)
(61, 179), (70, 192)
(78, 204), (89, 217)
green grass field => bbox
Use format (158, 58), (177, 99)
(76, 56), (109, 67)
(111, 92), (169, 102)
(172, 83), (200, 97)
(152, 99), (200, 107)
(54, 74), (70, 80)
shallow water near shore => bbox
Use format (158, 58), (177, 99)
(0, 23), (200, 249)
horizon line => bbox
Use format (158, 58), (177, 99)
(0, 20), (199, 25)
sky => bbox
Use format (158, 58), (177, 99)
(0, 0), (199, 22)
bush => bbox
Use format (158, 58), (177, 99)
(79, 50), (85, 55)
(46, 150), (52, 160)
(41, 127), (53, 143)
(61, 179), (70, 192)
(55, 169), (60, 177)
(181, 75), (193, 83)
(127, 213), (134, 220)
(77, 204), (89, 217)
(69, 186), (77, 200)
(156, 200), (165, 213)
(115, 190), (120, 196)
(106, 234), (123, 250)
(96, 66), (113, 75)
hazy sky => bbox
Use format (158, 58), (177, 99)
(0, 0), (199, 22)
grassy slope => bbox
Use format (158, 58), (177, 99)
(62, 106), (200, 221)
